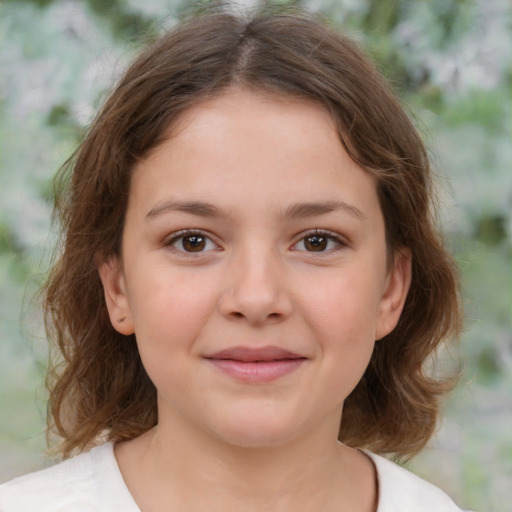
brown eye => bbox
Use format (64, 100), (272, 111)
(169, 232), (217, 254)
(304, 235), (328, 252)
(292, 231), (344, 253)
(181, 235), (206, 252)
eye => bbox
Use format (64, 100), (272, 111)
(292, 231), (345, 253)
(167, 231), (218, 253)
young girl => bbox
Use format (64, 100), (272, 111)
(0, 9), (469, 512)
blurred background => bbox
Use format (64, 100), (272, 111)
(0, 0), (510, 510)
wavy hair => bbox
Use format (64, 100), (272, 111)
(44, 9), (462, 459)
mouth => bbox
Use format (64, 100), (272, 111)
(204, 346), (307, 383)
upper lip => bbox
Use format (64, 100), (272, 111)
(205, 346), (305, 362)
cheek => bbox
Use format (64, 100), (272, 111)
(128, 271), (219, 398)
(302, 269), (384, 340)
(128, 267), (219, 352)
(297, 268), (382, 395)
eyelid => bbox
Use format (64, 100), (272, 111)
(290, 229), (348, 253)
(164, 229), (221, 255)
(162, 228), (348, 256)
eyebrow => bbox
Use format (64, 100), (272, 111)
(284, 201), (367, 220)
(146, 199), (366, 221)
(146, 200), (224, 219)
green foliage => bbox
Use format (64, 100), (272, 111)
(0, 223), (17, 255)
(444, 89), (511, 132)
(476, 346), (502, 385)
(475, 214), (508, 247)
(2, 0), (56, 6)
(85, 0), (155, 40)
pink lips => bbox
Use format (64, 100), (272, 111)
(205, 346), (307, 383)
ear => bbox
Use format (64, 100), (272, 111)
(97, 256), (135, 336)
(375, 248), (412, 341)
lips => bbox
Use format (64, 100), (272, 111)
(206, 346), (304, 362)
(205, 346), (307, 383)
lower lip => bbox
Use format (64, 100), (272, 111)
(207, 358), (306, 383)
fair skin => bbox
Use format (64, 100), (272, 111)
(99, 88), (411, 512)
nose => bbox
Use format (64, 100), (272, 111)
(218, 244), (293, 326)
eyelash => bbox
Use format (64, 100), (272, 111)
(165, 228), (347, 257)
(165, 229), (220, 257)
(291, 229), (347, 254)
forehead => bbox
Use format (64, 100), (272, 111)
(165, 87), (340, 156)
(129, 87), (380, 223)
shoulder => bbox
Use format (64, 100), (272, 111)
(365, 451), (472, 512)
(0, 443), (139, 512)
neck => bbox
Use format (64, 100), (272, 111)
(115, 408), (376, 512)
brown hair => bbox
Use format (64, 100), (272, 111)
(44, 9), (462, 459)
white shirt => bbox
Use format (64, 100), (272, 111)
(0, 442), (470, 511)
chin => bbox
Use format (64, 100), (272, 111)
(207, 407), (304, 449)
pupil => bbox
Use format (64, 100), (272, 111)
(306, 236), (327, 251)
(183, 236), (205, 252)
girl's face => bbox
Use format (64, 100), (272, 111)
(100, 88), (411, 448)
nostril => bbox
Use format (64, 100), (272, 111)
(229, 311), (280, 320)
